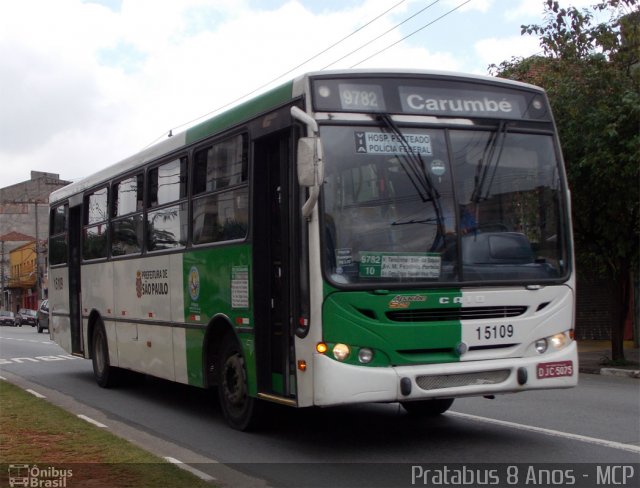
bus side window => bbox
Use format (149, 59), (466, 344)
(49, 204), (68, 265)
(111, 174), (144, 256)
(192, 135), (248, 245)
(147, 158), (188, 251)
(83, 187), (109, 260)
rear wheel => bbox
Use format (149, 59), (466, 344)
(92, 319), (120, 388)
(217, 334), (261, 430)
(401, 398), (454, 416)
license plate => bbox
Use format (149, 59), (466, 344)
(536, 360), (574, 379)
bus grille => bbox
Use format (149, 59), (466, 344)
(386, 306), (527, 322)
(415, 369), (511, 390)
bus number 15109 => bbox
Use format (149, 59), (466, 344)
(476, 324), (514, 341)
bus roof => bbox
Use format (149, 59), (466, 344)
(49, 69), (544, 205)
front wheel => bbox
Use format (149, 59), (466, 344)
(401, 398), (454, 416)
(217, 334), (261, 431)
(92, 319), (120, 388)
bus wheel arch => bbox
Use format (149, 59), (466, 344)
(89, 312), (120, 388)
(87, 310), (102, 360)
(203, 315), (236, 389)
(217, 332), (262, 430)
(203, 315), (261, 430)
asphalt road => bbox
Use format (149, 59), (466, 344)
(1, 325), (639, 487)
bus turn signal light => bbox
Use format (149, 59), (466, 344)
(316, 342), (328, 354)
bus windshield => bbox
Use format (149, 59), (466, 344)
(320, 123), (568, 286)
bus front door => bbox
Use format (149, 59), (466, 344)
(253, 129), (297, 401)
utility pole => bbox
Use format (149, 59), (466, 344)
(1, 239), (5, 309)
(35, 201), (40, 304)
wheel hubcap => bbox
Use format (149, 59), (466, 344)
(223, 353), (246, 407)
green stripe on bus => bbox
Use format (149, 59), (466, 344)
(185, 81), (294, 145)
(183, 245), (254, 389)
(322, 288), (463, 366)
(186, 328), (205, 387)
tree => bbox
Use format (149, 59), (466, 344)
(491, 0), (639, 361)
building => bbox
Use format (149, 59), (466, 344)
(8, 241), (38, 310)
(0, 171), (71, 311)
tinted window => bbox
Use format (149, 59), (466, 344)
(112, 215), (144, 256)
(83, 188), (109, 260)
(113, 174), (143, 216)
(49, 235), (67, 265)
(49, 204), (68, 265)
(86, 188), (108, 225)
(192, 188), (248, 244)
(149, 158), (187, 207)
(193, 134), (247, 194)
(148, 203), (188, 251)
(51, 205), (67, 234)
(83, 224), (108, 260)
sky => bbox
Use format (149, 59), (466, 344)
(0, 0), (596, 188)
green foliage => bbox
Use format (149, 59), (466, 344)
(491, 0), (639, 281)
(491, 0), (639, 358)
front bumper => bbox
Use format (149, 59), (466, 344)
(313, 341), (578, 406)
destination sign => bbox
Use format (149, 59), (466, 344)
(399, 86), (525, 118)
(312, 77), (550, 120)
(359, 252), (441, 279)
(338, 83), (385, 111)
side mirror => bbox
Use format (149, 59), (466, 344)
(297, 137), (317, 187)
(291, 106), (324, 219)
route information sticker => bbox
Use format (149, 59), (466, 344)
(231, 266), (249, 309)
(355, 132), (432, 155)
(359, 252), (441, 279)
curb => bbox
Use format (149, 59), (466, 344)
(600, 368), (640, 379)
(580, 367), (640, 378)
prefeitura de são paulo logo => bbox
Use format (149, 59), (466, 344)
(136, 271), (143, 298)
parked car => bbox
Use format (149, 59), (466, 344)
(18, 308), (38, 327)
(0, 311), (18, 326)
(37, 300), (49, 333)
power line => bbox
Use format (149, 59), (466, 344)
(321, 0), (441, 70)
(142, 0), (407, 150)
(351, 0), (472, 68)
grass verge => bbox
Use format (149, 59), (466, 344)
(0, 380), (215, 487)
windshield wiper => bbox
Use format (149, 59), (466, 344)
(391, 216), (439, 226)
(377, 113), (445, 235)
(471, 121), (507, 203)
(377, 114), (440, 203)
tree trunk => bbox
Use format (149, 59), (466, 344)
(610, 269), (629, 362)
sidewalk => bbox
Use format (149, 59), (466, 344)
(578, 340), (640, 378)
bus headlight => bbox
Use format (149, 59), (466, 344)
(535, 339), (548, 354)
(333, 343), (350, 361)
(358, 348), (374, 364)
(534, 331), (573, 354)
(550, 331), (573, 350)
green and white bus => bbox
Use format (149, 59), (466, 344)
(48, 69), (577, 430)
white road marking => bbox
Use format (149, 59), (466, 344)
(0, 336), (55, 345)
(164, 457), (217, 482)
(450, 411), (640, 454)
(0, 354), (83, 365)
(77, 414), (108, 428)
(26, 388), (46, 398)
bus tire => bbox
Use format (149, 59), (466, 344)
(401, 398), (454, 416)
(92, 319), (120, 388)
(217, 334), (261, 431)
